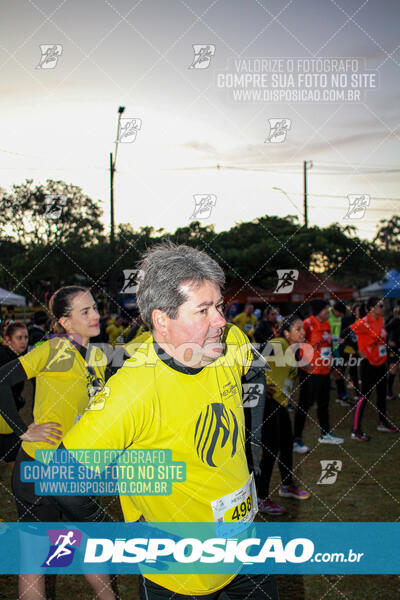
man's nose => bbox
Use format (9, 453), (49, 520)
(211, 309), (226, 329)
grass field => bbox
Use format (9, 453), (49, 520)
(1, 379), (399, 599)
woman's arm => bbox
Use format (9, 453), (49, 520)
(0, 359), (29, 435)
(0, 359), (62, 443)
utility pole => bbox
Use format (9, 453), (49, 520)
(110, 106), (125, 267)
(110, 151), (115, 263)
(303, 160), (313, 228)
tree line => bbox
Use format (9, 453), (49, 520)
(1, 179), (398, 302)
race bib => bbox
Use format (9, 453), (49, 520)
(211, 473), (257, 524)
(378, 345), (387, 357)
(282, 377), (293, 399)
(331, 336), (339, 345)
(320, 347), (331, 359)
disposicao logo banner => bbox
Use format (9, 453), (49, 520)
(0, 522), (398, 574)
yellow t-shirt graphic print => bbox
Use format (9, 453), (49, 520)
(63, 324), (256, 596)
(194, 401), (239, 468)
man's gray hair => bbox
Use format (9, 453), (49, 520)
(136, 242), (225, 329)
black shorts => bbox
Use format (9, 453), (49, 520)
(11, 447), (62, 522)
(0, 432), (21, 463)
(139, 574), (279, 600)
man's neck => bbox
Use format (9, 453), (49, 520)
(153, 336), (204, 374)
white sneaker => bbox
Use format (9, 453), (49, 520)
(318, 433), (344, 445)
(293, 440), (310, 454)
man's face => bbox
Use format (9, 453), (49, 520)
(268, 309), (278, 323)
(317, 306), (330, 322)
(371, 300), (385, 317)
(333, 308), (345, 318)
(244, 304), (253, 315)
(162, 280), (227, 367)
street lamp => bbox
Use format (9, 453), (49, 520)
(110, 106), (125, 266)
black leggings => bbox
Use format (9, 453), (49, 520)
(139, 574), (279, 600)
(294, 370), (330, 438)
(353, 359), (388, 431)
(258, 397), (293, 498)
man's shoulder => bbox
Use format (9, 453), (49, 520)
(224, 322), (249, 345)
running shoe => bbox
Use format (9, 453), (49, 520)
(377, 422), (399, 433)
(351, 430), (371, 442)
(279, 484), (310, 500)
(257, 497), (287, 515)
(318, 432), (344, 444)
(293, 439), (310, 454)
(336, 394), (354, 408)
(387, 395), (395, 401)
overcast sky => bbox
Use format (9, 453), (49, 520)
(1, 0), (399, 240)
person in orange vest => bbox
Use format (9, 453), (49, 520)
(350, 296), (399, 440)
(293, 299), (344, 454)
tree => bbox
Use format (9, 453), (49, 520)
(0, 179), (104, 246)
(374, 216), (400, 251)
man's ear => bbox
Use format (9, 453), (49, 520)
(58, 316), (68, 331)
(152, 309), (169, 336)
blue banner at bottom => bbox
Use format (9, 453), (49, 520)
(0, 522), (398, 574)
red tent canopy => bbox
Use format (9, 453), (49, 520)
(223, 279), (273, 305)
(224, 272), (360, 305)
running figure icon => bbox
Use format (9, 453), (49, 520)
(45, 530), (77, 566)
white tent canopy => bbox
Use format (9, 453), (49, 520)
(0, 287), (26, 306)
(360, 280), (384, 299)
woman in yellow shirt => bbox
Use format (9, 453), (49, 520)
(257, 314), (311, 515)
(0, 286), (115, 600)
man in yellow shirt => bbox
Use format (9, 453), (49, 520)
(56, 243), (279, 600)
(233, 303), (258, 341)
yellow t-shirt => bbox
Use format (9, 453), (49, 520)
(19, 337), (106, 459)
(124, 330), (151, 357)
(63, 324), (254, 596)
(106, 323), (129, 347)
(266, 337), (297, 406)
(233, 312), (258, 340)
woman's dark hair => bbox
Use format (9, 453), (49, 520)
(49, 286), (89, 333)
(352, 301), (366, 318)
(4, 320), (27, 339)
(333, 300), (347, 315)
(277, 314), (302, 338)
(367, 296), (381, 311)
